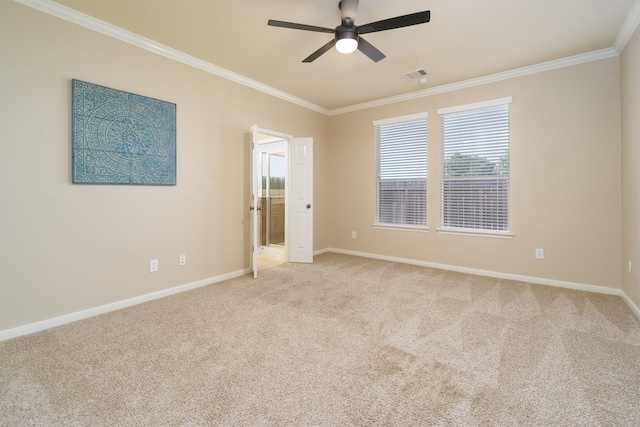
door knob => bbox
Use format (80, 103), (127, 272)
(306, 204), (311, 209)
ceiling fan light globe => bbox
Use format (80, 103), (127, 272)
(336, 38), (358, 54)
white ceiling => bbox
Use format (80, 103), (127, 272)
(47, 0), (639, 112)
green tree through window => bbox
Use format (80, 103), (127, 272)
(439, 100), (511, 233)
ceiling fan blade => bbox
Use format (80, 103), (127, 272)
(340, 0), (359, 27)
(357, 37), (385, 62)
(302, 39), (337, 63)
(268, 20), (334, 34)
(359, 10), (430, 34)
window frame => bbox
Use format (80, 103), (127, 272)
(437, 97), (514, 239)
(373, 112), (429, 231)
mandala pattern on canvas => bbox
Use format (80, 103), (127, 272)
(72, 79), (176, 185)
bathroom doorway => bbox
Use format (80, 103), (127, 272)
(257, 138), (286, 260)
(250, 125), (313, 278)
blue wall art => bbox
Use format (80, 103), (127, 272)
(72, 79), (176, 185)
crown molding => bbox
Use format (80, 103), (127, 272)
(613, 0), (640, 53)
(12, 0), (629, 117)
(13, 0), (330, 115)
(327, 48), (619, 116)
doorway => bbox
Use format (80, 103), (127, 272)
(250, 125), (313, 278)
(256, 138), (286, 266)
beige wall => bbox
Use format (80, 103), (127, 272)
(1, 1), (635, 333)
(0, 2), (327, 330)
(621, 25), (640, 309)
(327, 58), (622, 289)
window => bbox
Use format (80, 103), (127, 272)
(438, 98), (511, 235)
(374, 113), (428, 228)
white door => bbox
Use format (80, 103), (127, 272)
(288, 137), (313, 263)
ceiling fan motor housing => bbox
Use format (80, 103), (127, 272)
(336, 26), (359, 42)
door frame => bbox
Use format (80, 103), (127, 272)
(250, 125), (291, 278)
(250, 126), (313, 278)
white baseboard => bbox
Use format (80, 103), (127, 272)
(322, 248), (621, 296)
(4, 250), (636, 342)
(0, 267), (251, 342)
(620, 290), (640, 321)
(321, 248), (640, 320)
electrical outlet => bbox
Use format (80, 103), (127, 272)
(150, 259), (159, 272)
(179, 254), (186, 266)
(628, 260), (632, 274)
(535, 249), (544, 260)
(351, 231), (356, 239)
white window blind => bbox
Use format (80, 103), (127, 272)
(375, 114), (427, 227)
(439, 100), (510, 232)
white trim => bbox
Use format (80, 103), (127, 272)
(254, 127), (293, 142)
(257, 136), (286, 145)
(3, 250), (632, 341)
(613, 0), (640, 53)
(437, 97), (512, 115)
(0, 267), (251, 342)
(436, 228), (514, 239)
(328, 49), (618, 116)
(13, 0), (329, 115)
(322, 248), (620, 296)
(317, 250), (633, 311)
(372, 223), (429, 233)
(13, 0), (623, 117)
(373, 112), (428, 127)
(620, 290), (640, 321)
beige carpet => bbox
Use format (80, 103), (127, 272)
(1, 252), (639, 426)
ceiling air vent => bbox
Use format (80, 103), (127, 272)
(404, 69), (428, 80)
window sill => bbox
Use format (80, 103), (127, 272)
(372, 223), (429, 233)
(436, 227), (514, 239)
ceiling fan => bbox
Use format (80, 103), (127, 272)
(267, 0), (431, 63)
